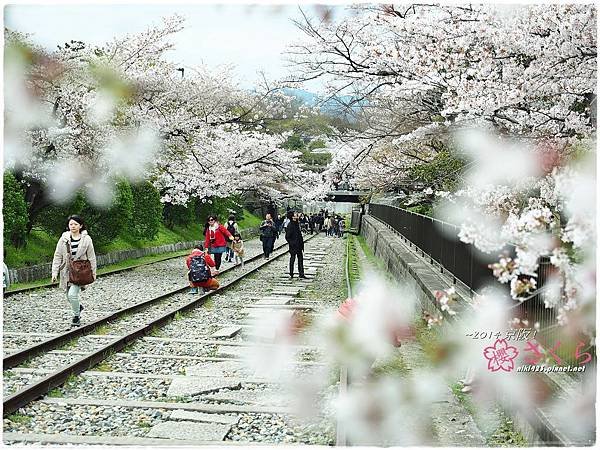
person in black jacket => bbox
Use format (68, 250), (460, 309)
(259, 213), (277, 259)
(285, 211), (306, 279)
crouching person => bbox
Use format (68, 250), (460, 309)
(186, 246), (219, 294)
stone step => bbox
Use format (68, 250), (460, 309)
(169, 410), (240, 425)
(245, 304), (313, 310)
(211, 326), (242, 338)
(147, 421), (231, 441)
(202, 390), (284, 406)
(185, 360), (248, 377)
(2, 432), (253, 446)
(242, 309), (295, 319)
(275, 278), (313, 283)
(430, 387), (486, 446)
(249, 296), (295, 302)
(271, 290), (302, 296)
(217, 346), (248, 359)
(242, 326), (277, 342)
(254, 298), (292, 306)
(167, 377), (242, 396)
(41, 397), (291, 414)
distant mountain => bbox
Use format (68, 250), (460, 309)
(283, 88), (320, 106)
(283, 88), (365, 118)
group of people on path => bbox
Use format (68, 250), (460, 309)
(323, 213), (346, 237)
(271, 210), (346, 237)
(49, 208), (331, 327)
(188, 214), (245, 294)
(189, 211), (309, 292)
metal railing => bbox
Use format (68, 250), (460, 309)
(369, 203), (509, 294)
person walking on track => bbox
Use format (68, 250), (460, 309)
(232, 233), (245, 268)
(285, 211), (307, 279)
(204, 215), (234, 270)
(259, 213), (277, 259)
(324, 215), (332, 236)
(51, 215), (97, 327)
(224, 215), (239, 263)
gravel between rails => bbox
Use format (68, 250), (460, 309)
(4, 234), (346, 445)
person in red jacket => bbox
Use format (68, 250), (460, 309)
(186, 246), (219, 294)
(204, 215), (234, 270)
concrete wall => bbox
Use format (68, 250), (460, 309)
(8, 227), (259, 284)
(360, 214), (469, 318)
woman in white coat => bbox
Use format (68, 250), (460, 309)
(51, 215), (97, 327)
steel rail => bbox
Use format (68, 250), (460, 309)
(3, 238), (289, 370)
(3, 234), (316, 416)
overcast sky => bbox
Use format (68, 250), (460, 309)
(4, 3), (347, 91)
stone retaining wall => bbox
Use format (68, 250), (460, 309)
(8, 227), (259, 284)
(360, 214), (467, 315)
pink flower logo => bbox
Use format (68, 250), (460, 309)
(483, 339), (519, 372)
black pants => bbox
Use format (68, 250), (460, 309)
(289, 250), (304, 277)
(262, 237), (275, 257)
(213, 252), (223, 270)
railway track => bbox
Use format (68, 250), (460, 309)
(3, 236), (309, 408)
(3, 237), (292, 367)
(3, 233), (346, 445)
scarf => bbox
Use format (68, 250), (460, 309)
(208, 222), (219, 241)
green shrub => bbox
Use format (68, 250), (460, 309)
(300, 149), (332, 166)
(131, 182), (162, 240)
(282, 133), (305, 151)
(308, 139), (326, 150)
(82, 180), (133, 248)
(408, 150), (466, 192)
(406, 204), (433, 217)
(163, 202), (193, 229)
(3, 171), (28, 247)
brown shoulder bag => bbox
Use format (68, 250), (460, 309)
(66, 240), (94, 286)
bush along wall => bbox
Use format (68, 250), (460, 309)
(82, 180), (134, 248)
(131, 181), (162, 240)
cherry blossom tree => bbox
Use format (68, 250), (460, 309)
(5, 16), (321, 225)
(288, 4), (596, 191)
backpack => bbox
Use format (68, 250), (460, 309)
(189, 255), (211, 282)
(227, 222), (236, 236)
(261, 221), (274, 238)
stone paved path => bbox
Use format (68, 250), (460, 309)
(350, 235), (486, 446)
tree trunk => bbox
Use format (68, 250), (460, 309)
(14, 176), (51, 234)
